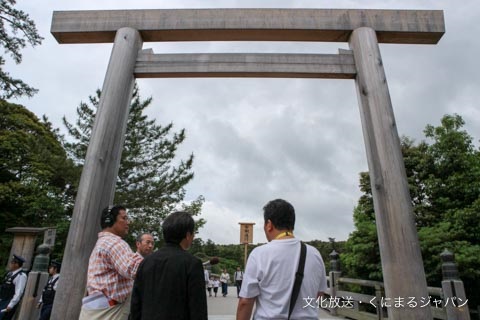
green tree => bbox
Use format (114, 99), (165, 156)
(217, 243), (244, 268)
(0, 101), (78, 266)
(0, 0), (43, 99)
(306, 239), (346, 273)
(190, 238), (205, 257)
(204, 239), (218, 257)
(342, 114), (480, 309)
(417, 115), (480, 308)
(341, 172), (382, 281)
(63, 85), (204, 242)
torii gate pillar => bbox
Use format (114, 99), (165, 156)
(350, 27), (431, 319)
(51, 27), (142, 319)
(50, 8), (445, 320)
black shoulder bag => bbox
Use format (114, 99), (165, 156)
(288, 241), (307, 320)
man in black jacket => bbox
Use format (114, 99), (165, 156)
(131, 211), (207, 320)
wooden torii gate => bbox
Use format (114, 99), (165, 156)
(49, 9), (445, 320)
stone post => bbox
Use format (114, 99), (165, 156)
(440, 249), (470, 320)
(349, 27), (431, 319)
(50, 27), (143, 320)
(329, 250), (341, 316)
(5, 227), (47, 271)
(15, 244), (50, 320)
(329, 249), (340, 273)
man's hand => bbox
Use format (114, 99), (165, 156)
(36, 302), (42, 309)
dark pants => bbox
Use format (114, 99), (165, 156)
(221, 282), (228, 296)
(235, 280), (242, 296)
(39, 303), (53, 320)
(213, 287), (218, 296)
(0, 299), (17, 320)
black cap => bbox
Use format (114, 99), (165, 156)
(50, 260), (61, 271)
(12, 254), (26, 265)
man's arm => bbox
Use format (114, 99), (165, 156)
(188, 259), (208, 320)
(130, 262), (144, 320)
(37, 286), (45, 308)
(236, 297), (255, 320)
(111, 240), (143, 279)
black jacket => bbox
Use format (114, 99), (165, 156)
(131, 243), (208, 320)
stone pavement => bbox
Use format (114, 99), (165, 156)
(207, 286), (340, 319)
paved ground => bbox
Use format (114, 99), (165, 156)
(207, 286), (340, 319)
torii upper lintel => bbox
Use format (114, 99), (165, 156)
(51, 8), (445, 44)
(50, 8), (447, 320)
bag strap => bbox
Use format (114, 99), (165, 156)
(50, 276), (59, 286)
(288, 241), (307, 320)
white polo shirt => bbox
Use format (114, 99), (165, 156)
(239, 238), (327, 320)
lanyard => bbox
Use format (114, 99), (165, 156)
(274, 231), (294, 240)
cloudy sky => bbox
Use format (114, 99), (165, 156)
(6, 0), (480, 245)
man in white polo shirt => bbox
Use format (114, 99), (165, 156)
(236, 199), (327, 320)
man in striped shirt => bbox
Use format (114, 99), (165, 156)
(79, 205), (143, 320)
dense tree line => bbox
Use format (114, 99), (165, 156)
(63, 85), (204, 243)
(342, 114), (480, 310)
(0, 101), (78, 265)
(0, 3), (203, 258)
(190, 238), (345, 278)
(1, 85), (203, 263)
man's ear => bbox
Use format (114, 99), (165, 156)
(265, 219), (273, 232)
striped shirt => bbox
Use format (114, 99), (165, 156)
(86, 231), (143, 303)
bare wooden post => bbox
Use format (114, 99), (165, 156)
(15, 244), (50, 320)
(244, 243), (248, 268)
(51, 27), (143, 320)
(374, 284), (385, 319)
(349, 27), (432, 320)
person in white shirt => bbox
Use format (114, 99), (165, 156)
(203, 267), (209, 287)
(219, 269), (230, 297)
(234, 267), (244, 298)
(37, 260), (61, 320)
(212, 278), (220, 297)
(0, 254), (27, 320)
(207, 277), (213, 297)
(236, 199), (328, 320)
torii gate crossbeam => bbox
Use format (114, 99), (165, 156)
(49, 9), (445, 320)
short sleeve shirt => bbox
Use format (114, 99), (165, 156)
(240, 238), (327, 320)
(86, 231), (143, 302)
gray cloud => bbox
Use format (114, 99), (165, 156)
(7, 0), (480, 244)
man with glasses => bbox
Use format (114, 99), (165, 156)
(79, 205), (143, 320)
